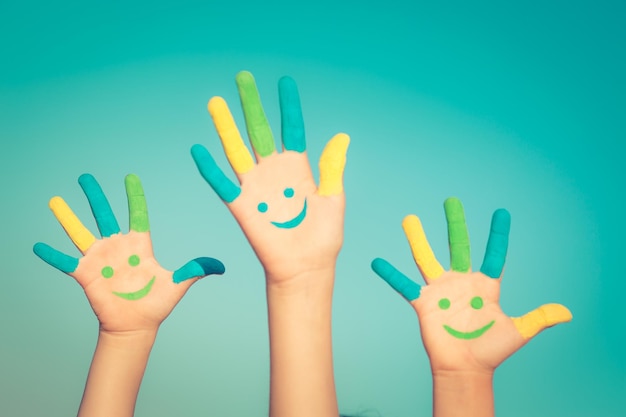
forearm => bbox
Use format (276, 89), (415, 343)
(77, 329), (157, 417)
(266, 268), (338, 417)
(432, 370), (494, 417)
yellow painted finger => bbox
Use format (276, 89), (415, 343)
(511, 303), (572, 339)
(402, 215), (444, 282)
(208, 96), (254, 175)
(318, 133), (350, 196)
(49, 196), (96, 252)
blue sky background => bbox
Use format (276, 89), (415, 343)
(1, 1), (624, 416)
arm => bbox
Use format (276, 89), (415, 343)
(372, 197), (572, 417)
(34, 174), (225, 417)
(192, 71), (349, 417)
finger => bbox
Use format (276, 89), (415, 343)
(371, 258), (421, 301)
(33, 242), (79, 274)
(172, 257), (226, 284)
(78, 173), (121, 237)
(235, 71), (276, 158)
(49, 196), (96, 252)
(191, 144), (241, 203)
(125, 174), (150, 233)
(317, 133), (350, 196)
(278, 76), (306, 153)
(444, 197), (470, 272)
(402, 215), (444, 283)
(480, 208), (511, 278)
(511, 303), (573, 339)
(208, 96), (254, 175)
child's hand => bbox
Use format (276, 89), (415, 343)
(34, 174), (225, 333)
(372, 197), (572, 373)
(191, 71), (349, 284)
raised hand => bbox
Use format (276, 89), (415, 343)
(34, 173), (225, 333)
(371, 197), (572, 373)
(191, 71), (349, 283)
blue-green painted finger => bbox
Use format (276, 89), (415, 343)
(191, 144), (241, 203)
(78, 173), (120, 237)
(173, 257), (226, 283)
(371, 258), (421, 301)
(125, 174), (150, 232)
(444, 197), (471, 272)
(480, 209), (511, 278)
(278, 76), (306, 153)
(33, 242), (79, 274)
(235, 71), (276, 157)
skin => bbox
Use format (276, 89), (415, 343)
(192, 71), (349, 417)
(34, 174), (224, 417)
(372, 198), (572, 417)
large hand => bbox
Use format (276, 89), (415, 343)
(33, 174), (225, 333)
(191, 71), (349, 283)
(371, 197), (572, 372)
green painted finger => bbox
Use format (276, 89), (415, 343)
(444, 197), (470, 272)
(480, 209), (511, 278)
(235, 71), (276, 157)
(125, 174), (150, 232)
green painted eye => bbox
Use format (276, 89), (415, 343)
(258, 202), (268, 213)
(470, 296), (484, 309)
(438, 298), (451, 310)
(101, 266), (114, 279)
(128, 255), (140, 267)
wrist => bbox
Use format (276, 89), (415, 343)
(432, 370), (494, 417)
(97, 328), (158, 351)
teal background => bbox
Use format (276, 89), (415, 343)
(1, 1), (624, 416)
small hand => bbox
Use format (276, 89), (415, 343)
(34, 174), (225, 333)
(191, 71), (349, 283)
(372, 197), (572, 372)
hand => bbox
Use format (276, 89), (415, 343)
(371, 197), (572, 373)
(191, 71), (349, 284)
(34, 173), (225, 333)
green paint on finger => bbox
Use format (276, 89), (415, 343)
(235, 71), (275, 157)
(125, 174), (150, 232)
(444, 197), (471, 272)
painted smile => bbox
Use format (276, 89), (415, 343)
(112, 276), (156, 300)
(443, 320), (495, 340)
(271, 199), (308, 229)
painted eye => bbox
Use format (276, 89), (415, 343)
(101, 266), (114, 279)
(470, 296), (484, 309)
(258, 202), (268, 213)
(283, 187), (294, 198)
(128, 255), (140, 267)
(438, 298), (451, 310)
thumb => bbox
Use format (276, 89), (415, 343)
(172, 257), (226, 284)
(511, 303), (572, 339)
(318, 133), (350, 196)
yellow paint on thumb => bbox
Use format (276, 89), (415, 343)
(512, 303), (573, 339)
(318, 133), (350, 196)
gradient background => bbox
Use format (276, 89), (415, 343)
(1, 1), (624, 416)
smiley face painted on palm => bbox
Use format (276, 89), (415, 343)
(257, 187), (308, 229)
(100, 253), (156, 300)
(437, 294), (495, 339)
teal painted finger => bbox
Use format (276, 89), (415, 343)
(173, 257), (226, 283)
(480, 209), (511, 278)
(444, 197), (471, 272)
(125, 174), (150, 232)
(278, 76), (306, 153)
(371, 258), (421, 301)
(78, 173), (120, 237)
(235, 71), (275, 157)
(33, 242), (79, 274)
(191, 144), (241, 203)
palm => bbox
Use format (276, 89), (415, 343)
(372, 198), (571, 373)
(34, 174), (225, 332)
(192, 72), (348, 282)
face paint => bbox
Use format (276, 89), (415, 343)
(257, 188), (308, 229)
(439, 296), (495, 340)
(101, 254), (155, 300)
